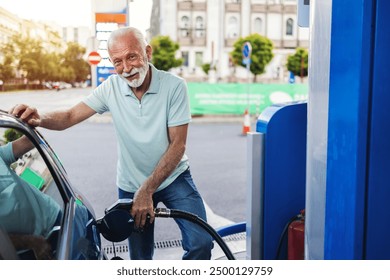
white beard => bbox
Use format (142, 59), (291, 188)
(120, 61), (149, 88)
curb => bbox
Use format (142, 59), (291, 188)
(87, 114), (258, 124)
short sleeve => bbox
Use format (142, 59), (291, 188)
(0, 143), (16, 166)
(167, 79), (192, 127)
(83, 79), (111, 114)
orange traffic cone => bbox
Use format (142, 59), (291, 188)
(242, 108), (251, 135)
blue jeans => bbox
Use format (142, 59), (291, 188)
(118, 168), (213, 260)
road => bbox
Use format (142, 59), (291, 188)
(0, 88), (249, 244)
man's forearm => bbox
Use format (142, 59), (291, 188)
(40, 102), (96, 130)
(40, 110), (74, 130)
(142, 142), (185, 193)
(12, 136), (34, 159)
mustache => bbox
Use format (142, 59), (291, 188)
(122, 69), (138, 77)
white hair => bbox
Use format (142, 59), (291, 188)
(107, 27), (148, 52)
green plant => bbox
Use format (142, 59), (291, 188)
(202, 62), (218, 75)
(4, 128), (23, 143)
(150, 35), (183, 71)
(230, 33), (274, 82)
(287, 47), (308, 82)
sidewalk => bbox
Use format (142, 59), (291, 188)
(88, 113), (254, 125)
(102, 233), (246, 260)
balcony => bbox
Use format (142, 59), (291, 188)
(251, 4), (267, 13)
(192, 2), (206, 11)
(225, 38), (237, 47)
(268, 4), (283, 13)
(177, 27), (207, 46)
(178, 36), (193, 46)
(283, 5), (296, 13)
(178, 1), (192, 11)
(225, 3), (241, 12)
(192, 36), (206, 46)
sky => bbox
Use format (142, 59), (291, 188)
(0, 0), (153, 35)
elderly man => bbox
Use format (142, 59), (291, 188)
(10, 27), (213, 260)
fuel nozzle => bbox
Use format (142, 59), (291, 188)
(97, 199), (135, 243)
(104, 198), (133, 213)
(154, 208), (171, 218)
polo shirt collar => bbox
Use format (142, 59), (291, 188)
(147, 63), (160, 94)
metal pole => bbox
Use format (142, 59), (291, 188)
(246, 62), (250, 113)
(246, 132), (264, 260)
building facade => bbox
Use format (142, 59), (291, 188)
(0, 6), (91, 49)
(149, 0), (309, 82)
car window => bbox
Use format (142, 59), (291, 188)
(0, 127), (64, 259)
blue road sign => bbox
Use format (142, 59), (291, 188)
(242, 42), (252, 59)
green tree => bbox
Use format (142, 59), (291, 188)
(62, 42), (90, 83)
(230, 33), (274, 82)
(4, 128), (23, 143)
(287, 47), (308, 83)
(0, 41), (16, 82)
(201, 63), (211, 75)
(0, 33), (90, 87)
(150, 36), (183, 71)
(12, 35), (46, 82)
(42, 52), (63, 82)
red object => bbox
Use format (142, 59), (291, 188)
(242, 108), (251, 135)
(288, 218), (305, 260)
(88, 51), (102, 65)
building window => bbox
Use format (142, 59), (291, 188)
(227, 16), (239, 38)
(181, 16), (190, 28)
(286, 18), (294, 35)
(73, 28), (78, 43)
(195, 52), (203, 66)
(195, 16), (204, 37)
(182, 51), (189, 66)
(195, 16), (203, 28)
(254, 17), (262, 34)
(181, 16), (190, 37)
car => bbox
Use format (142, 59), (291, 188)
(0, 110), (107, 260)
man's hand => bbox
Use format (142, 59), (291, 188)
(131, 187), (155, 229)
(9, 104), (41, 127)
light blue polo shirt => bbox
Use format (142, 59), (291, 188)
(83, 63), (191, 193)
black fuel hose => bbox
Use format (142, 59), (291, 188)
(154, 208), (236, 260)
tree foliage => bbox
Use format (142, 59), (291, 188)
(150, 35), (183, 71)
(0, 38), (17, 82)
(230, 33), (274, 81)
(62, 42), (90, 83)
(201, 63), (211, 75)
(3, 128), (23, 143)
(0, 34), (90, 84)
(286, 47), (308, 80)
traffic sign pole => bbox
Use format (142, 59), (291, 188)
(242, 42), (252, 114)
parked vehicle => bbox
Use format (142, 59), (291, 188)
(0, 110), (107, 260)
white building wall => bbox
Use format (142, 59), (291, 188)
(267, 14), (282, 41)
(159, 0), (177, 40)
(241, 0), (251, 37)
(207, 0), (223, 66)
